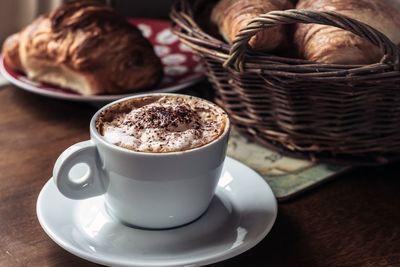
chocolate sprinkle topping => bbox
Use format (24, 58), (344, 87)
(97, 96), (228, 153)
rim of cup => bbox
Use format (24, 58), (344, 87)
(90, 93), (231, 156)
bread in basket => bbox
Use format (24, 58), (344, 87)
(171, 0), (400, 165)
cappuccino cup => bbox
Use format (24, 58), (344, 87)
(53, 93), (230, 229)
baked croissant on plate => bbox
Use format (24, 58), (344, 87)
(2, 1), (163, 95)
(295, 0), (400, 64)
(211, 0), (293, 51)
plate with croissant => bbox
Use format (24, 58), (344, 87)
(0, 1), (204, 103)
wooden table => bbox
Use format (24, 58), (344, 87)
(1, 84), (400, 266)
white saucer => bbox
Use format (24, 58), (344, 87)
(37, 157), (277, 267)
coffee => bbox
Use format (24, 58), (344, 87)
(96, 95), (228, 153)
(55, 94), (230, 228)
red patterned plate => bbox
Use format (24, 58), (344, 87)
(0, 18), (204, 103)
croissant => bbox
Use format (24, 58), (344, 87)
(211, 0), (293, 51)
(2, 1), (163, 95)
(294, 0), (400, 64)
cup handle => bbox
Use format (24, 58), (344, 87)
(53, 140), (106, 199)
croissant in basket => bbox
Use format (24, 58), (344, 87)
(294, 0), (400, 64)
(2, 1), (163, 95)
(171, 0), (400, 164)
(211, 0), (293, 51)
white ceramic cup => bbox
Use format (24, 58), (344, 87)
(53, 93), (230, 229)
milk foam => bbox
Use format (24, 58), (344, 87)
(97, 96), (227, 152)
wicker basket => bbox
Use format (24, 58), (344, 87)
(171, 0), (400, 165)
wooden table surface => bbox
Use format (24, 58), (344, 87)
(1, 84), (400, 267)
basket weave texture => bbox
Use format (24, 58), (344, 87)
(171, 0), (400, 165)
